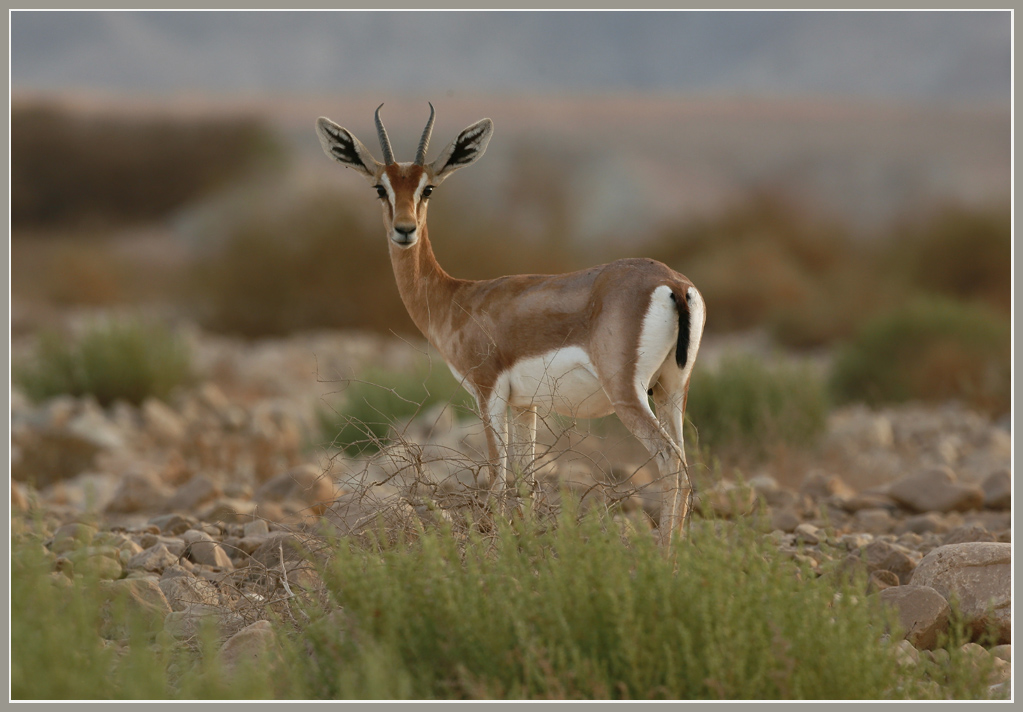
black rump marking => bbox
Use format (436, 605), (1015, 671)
(672, 291), (691, 370)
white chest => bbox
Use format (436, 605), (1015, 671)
(501, 346), (614, 419)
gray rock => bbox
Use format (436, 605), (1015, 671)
(894, 512), (957, 535)
(895, 532), (924, 550)
(888, 466), (984, 513)
(249, 532), (312, 568)
(127, 543), (180, 573)
(219, 620), (281, 673)
(958, 642), (1013, 687)
(11, 426), (102, 488)
(99, 578), (173, 638)
(93, 532), (144, 565)
(159, 574), (221, 611)
(139, 533), (187, 557)
(148, 513), (199, 535)
(243, 519), (270, 537)
(836, 491), (899, 513)
(747, 474), (780, 497)
(48, 470), (121, 514)
(48, 522), (98, 554)
(695, 480), (757, 519)
(860, 540), (921, 585)
(255, 464), (337, 513)
(910, 542), (1011, 644)
(197, 498), (259, 525)
(142, 398), (188, 444)
(59, 546), (124, 580)
(794, 522), (821, 546)
(800, 471), (855, 501)
(852, 508), (895, 534)
(67, 406), (124, 451)
(941, 524), (996, 546)
(990, 644), (1011, 662)
(166, 474), (222, 512)
(769, 507), (801, 534)
(180, 529), (234, 570)
(866, 569), (901, 593)
(231, 535), (271, 556)
(104, 471), (172, 514)
(838, 532), (873, 551)
(878, 584), (951, 650)
(164, 603), (244, 640)
(160, 564), (194, 580)
(981, 469), (1010, 510)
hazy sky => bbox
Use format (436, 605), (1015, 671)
(10, 11), (1011, 101)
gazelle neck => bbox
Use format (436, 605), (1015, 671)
(387, 224), (461, 344)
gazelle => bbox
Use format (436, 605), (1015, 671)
(315, 104), (706, 546)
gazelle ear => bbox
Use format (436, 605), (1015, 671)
(429, 119), (493, 183)
(315, 117), (382, 181)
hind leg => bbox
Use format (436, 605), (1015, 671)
(651, 365), (693, 545)
(607, 379), (688, 549)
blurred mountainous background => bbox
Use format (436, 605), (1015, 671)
(10, 11), (1010, 99)
(10, 10), (1011, 357)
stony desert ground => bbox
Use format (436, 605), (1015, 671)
(9, 322), (1013, 695)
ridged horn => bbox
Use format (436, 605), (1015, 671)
(414, 102), (435, 166)
(374, 103), (395, 165)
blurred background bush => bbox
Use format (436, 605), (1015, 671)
(10, 99), (1010, 418)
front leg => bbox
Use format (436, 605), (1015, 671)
(480, 395), (510, 499)
(509, 405), (538, 499)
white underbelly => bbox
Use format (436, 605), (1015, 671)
(504, 346), (614, 419)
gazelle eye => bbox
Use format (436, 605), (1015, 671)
(374, 185), (387, 200)
(421, 186), (434, 199)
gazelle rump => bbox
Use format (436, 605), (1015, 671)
(315, 104), (706, 546)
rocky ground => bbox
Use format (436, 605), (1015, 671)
(10, 327), (1013, 697)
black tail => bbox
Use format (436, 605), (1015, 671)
(671, 290), (691, 370)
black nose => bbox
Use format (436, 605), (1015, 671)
(393, 225), (415, 245)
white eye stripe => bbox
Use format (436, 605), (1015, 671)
(379, 174), (396, 206)
(413, 173), (429, 202)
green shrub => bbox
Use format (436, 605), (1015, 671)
(10, 532), (279, 699)
(298, 510), (985, 699)
(14, 320), (193, 406)
(648, 194), (868, 345)
(11, 512), (998, 700)
(886, 204), (1011, 315)
(684, 354), (828, 460)
(318, 359), (476, 455)
(11, 103), (282, 229)
(190, 190), (417, 338)
(829, 298), (1010, 415)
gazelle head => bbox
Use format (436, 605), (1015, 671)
(316, 103), (493, 248)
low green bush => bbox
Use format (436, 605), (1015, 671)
(318, 359), (476, 455)
(14, 320), (193, 406)
(299, 510), (987, 699)
(684, 354), (829, 460)
(10, 532), (277, 699)
(829, 298), (1010, 415)
(886, 204), (1011, 315)
(12, 103), (282, 229)
(189, 190), (419, 338)
(11, 512), (997, 700)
